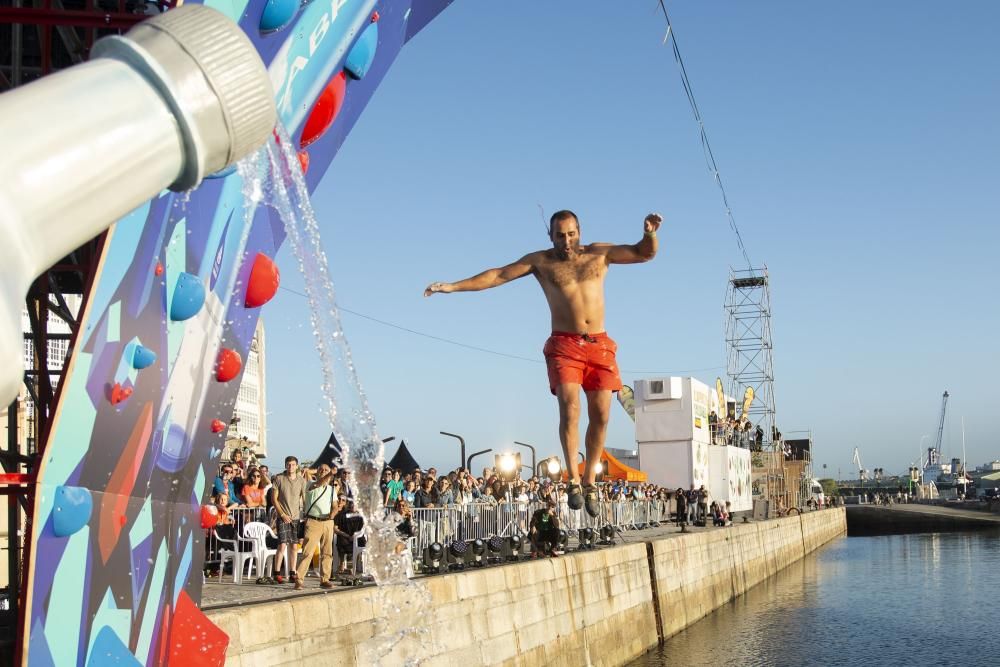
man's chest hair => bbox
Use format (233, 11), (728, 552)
(537, 251), (606, 286)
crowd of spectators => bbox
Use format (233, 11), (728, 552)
(209, 450), (839, 586)
(708, 411), (766, 450)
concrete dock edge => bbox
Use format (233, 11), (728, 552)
(209, 507), (846, 666)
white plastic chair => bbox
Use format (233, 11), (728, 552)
(242, 521), (278, 577)
(214, 527), (256, 584)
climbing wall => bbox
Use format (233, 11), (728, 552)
(23, 1), (454, 665)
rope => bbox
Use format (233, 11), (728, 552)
(657, 1), (753, 269)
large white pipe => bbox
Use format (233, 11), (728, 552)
(0, 5), (276, 408)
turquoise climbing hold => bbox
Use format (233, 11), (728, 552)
(169, 273), (205, 321)
(259, 0), (299, 32)
(131, 344), (156, 370)
(87, 626), (142, 667)
(52, 485), (93, 537)
(345, 23), (378, 79)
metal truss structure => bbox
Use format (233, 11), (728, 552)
(724, 266), (784, 507)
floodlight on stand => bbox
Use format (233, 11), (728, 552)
(593, 461), (605, 483)
(599, 524), (615, 545)
(577, 527), (596, 550)
(542, 456), (562, 482)
(495, 451), (522, 482)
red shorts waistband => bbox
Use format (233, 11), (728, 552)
(550, 331), (609, 340)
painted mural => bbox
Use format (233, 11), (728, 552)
(24, 2), (454, 665)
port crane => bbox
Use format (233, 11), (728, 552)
(927, 391), (949, 469)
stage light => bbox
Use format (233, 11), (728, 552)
(543, 456), (563, 482)
(558, 529), (569, 552)
(422, 542), (444, 573)
(577, 527), (596, 550)
(495, 452), (522, 482)
(448, 539), (468, 570)
(487, 536), (504, 563)
(599, 524), (615, 545)
(469, 538), (486, 567)
(505, 533), (524, 561)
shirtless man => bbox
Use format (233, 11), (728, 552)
(424, 210), (661, 516)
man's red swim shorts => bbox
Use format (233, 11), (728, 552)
(542, 331), (623, 395)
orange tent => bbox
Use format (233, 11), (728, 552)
(570, 449), (647, 483)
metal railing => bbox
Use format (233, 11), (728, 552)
(410, 499), (672, 557)
(201, 500), (676, 582)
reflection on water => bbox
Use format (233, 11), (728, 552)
(630, 531), (1000, 666)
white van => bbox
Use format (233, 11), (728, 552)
(808, 479), (826, 507)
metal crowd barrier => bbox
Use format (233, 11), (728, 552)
(202, 500), (677, 580)
(203, 506), (271, 575)
(409, 499), (673, 559)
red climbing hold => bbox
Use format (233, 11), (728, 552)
(200, 505), (218, 529)
(109, 382), (132, 405)
(167, 590), (229, 665)
(155, 262), (163, 277)
(244, 253), (280, 308)
(371, 10), (379, 22)
(215, 349), (242, 382)
(297, 150), (310, 174)
(210, 419), (226, 434)
(300, 71), (347, 148)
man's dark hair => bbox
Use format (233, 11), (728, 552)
(548, 210), (579, 235)
(284, 455), (298, 465)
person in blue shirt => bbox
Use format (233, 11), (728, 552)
(213, 465), (240, 506)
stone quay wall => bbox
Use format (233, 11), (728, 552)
(209, 508), (846, 666)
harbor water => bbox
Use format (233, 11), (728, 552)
(629, 530), (1000, 666)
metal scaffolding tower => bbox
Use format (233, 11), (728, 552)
(725, 266), (782, 505)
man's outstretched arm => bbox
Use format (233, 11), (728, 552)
(424, 254), (535, 296)
(596, 213), (662, 264)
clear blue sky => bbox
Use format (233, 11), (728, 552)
(260, 1), (999, 480)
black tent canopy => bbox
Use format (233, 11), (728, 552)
(313, 434), (421, 474)
(387, 441), (421, 474)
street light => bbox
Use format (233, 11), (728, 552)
(467, 448), (492, 473)
(514, 441), (537, 475)
(440, 431), (466, 471)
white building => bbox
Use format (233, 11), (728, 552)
(226, 318), (268, 461)
(633, 376), (753, 512)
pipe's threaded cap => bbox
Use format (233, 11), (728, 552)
(138, 5), (276, 166)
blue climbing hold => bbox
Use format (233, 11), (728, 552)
(87, 626), (142, 667)
(345, 22), (378, 79)
(131, 344), (157, 370)
(52, 485), (93, 537)
(259, 0), (299, 32)
(170, 272), (205, 321)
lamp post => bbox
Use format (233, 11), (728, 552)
(440, 431), (466, 471)
(513, 441), (537, 476)
(467, 448), (492, 474)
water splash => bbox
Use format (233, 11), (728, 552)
(239, 128), (436, 664)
